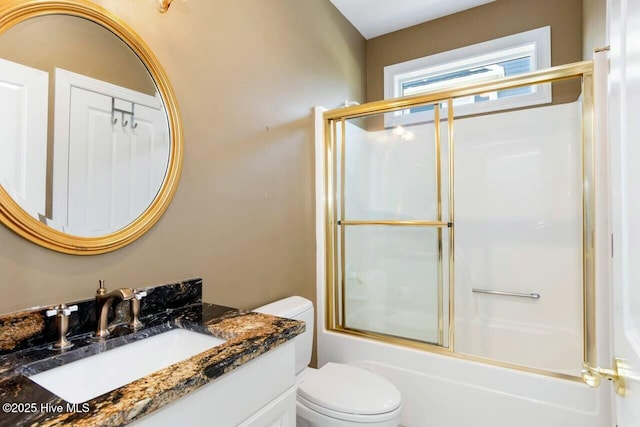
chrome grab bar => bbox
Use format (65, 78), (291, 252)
(472, 288), (541, 299)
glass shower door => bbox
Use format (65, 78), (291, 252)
(331, 106), (452, 347)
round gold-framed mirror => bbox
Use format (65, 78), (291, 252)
(0, 0), (183, 255)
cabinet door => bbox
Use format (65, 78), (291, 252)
(238, 387), (296, 427)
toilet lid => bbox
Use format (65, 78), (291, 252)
(297, 363), (401, 416)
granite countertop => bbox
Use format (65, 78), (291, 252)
(0, 279), (304, 427)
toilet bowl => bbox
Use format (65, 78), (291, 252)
(254, 297), (402, 427)
(296, 364), (402, 427)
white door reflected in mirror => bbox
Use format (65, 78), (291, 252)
(51, 70), (169, 236)
(0, 57), (48, 220)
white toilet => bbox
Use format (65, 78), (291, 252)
(254, 296), (402, 427)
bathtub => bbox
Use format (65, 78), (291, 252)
(317, 328), (610, 427)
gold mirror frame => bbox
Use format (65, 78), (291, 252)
(0, 0), (183, 255)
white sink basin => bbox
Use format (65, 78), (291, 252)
(28, 329), (226, 403)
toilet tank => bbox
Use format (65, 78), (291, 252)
(253, 296), (313, 375)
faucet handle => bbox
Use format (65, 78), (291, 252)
(130, 290), (147, 330)
(96, 279), (107, 296)
(134, 290), (147, 300)
(46, 304), (78, 317)
(46, 304), (77, 350)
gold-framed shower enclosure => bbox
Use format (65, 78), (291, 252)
(323, 60), (596, 381)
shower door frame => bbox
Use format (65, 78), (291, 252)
(323, 60), (596, 381)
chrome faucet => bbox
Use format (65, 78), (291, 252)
(94, 279), (134, 340)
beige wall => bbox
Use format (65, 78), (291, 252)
(0, 14), (155, 95)
(0, 1), (364, 315)
(366, 0), (583, 104)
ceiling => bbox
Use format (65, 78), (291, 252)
(329, 0), (496, 39)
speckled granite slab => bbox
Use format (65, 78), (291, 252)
(0, 279), (304, 427)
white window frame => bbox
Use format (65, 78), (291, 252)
(383, 26), (551, 127)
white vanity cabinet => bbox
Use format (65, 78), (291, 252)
(132, 341), (296, 427)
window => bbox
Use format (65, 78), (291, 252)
(384, 26), (551, 126)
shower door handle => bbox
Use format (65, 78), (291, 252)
(472, 288), (541, 299)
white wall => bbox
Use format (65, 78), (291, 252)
(583, 0), (607, 59)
